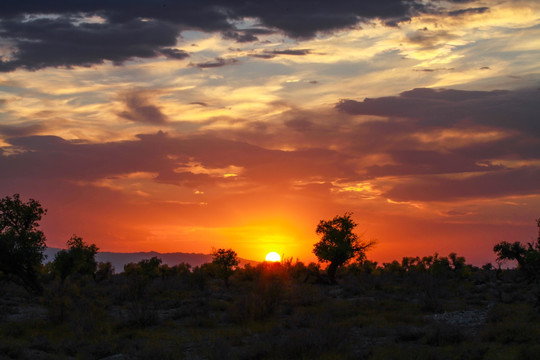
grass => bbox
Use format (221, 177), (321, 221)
(0, 266), (538, 359)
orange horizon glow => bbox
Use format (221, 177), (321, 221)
(38, 206), (539, 267)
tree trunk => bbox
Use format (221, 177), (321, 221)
(327, 262), (339, 284)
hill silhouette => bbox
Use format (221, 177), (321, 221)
(43, 247), (258, 273)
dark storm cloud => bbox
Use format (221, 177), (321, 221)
(336, 88), (540, 135)
(384, 16), (412, 27)
(251, 49), (312, 60)
(0, 0), (422, 71)
(384, 167), (540, 202)
(117, 91), (168, 125)
(222, 31), (259, 43)
(229, 0), (416, 39)
(0, 123), (47, 138)
(159, 48), (190, 60)
(190, 57), (239, 69)
(330, 87), (540, 201)
(251, 53), (278, 59)
(365, 150), (503, 177)
(270, 49), (312, 56)
(0, 18), (180, 71)
(448, 7), (489, 17)
(455, 134), (540, 161)
(222, 28), (273, 43)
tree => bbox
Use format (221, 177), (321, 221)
(95, 261), (114, 282)
(211, 248), (239, 288)
(138, 256), (162, 279)
(52, 235), (99, 282)
(493, 218), (540, 281)
(123, 256), (163, 279)
(48, 235), (99, 324)
(0, 194), (47, 294)
(313, 213), (374, 283)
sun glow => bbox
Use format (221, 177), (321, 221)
(265, 252), (281, 262)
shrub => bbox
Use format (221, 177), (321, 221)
(424, 323), (465, 346)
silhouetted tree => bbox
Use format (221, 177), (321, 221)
(448, 252), (466, 272)
(382, 260), (404, 275)
(402, 256), (421, 272)
(46, 236), (101, 324)
(138, 256), (162, 279)
(95, 261), (114, 282)
(164, 262), (192, 279)
(52, 235), (99, 282)
(493, 218), (540, 281)
(429, 253), (451, 276)
(313, 213), (375, 283)
(123, 256), (163, 279)
(211, 248), (239, 288)
(0, 194), (47, 294)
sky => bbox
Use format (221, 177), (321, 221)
(1, 0), (539, 265)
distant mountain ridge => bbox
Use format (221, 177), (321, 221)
(43, 248), (258, 273)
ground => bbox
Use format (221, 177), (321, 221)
(1, 265), (539, 359)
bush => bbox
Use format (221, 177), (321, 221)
(424, 323), (465, 346)
(124, 299), (158, 327)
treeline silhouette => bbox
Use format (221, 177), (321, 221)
(1, 194), (540, 359)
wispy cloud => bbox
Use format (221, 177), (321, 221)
(117, 90), (168, 125)
(190, 57), (239, 69)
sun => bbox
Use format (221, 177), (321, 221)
(265, 252), (281, 262)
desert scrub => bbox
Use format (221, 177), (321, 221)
(275, 327), (352, 359)
(393, 325), (426, 342)
(229, 277), (287, 322)
(485, 302), (538, 323)
(371, 343), (488, 360)
(480, 321), (537, 344)
(480, 303), (540, 344)
(378, 300), (424, 325)
(518, 343), (540, 360)
(239, 323), (352, 360)
(288, 282), (323, 307)
(424, 322), (466, 346)
(123, 300), (159, 327)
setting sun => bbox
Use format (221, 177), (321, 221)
(0, 0), (538, 269)
(265, 252), (281, 262)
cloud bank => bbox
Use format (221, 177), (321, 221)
(2, 87), (538, 205)
(0, 0), (428, 71)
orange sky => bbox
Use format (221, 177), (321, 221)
(1, 1), (539, 265)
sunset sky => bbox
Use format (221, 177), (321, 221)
(1, 0), (539, 265)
